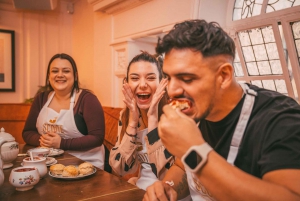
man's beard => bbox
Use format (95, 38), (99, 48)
(193, 100), (214, 123)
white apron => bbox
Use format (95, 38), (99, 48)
(186, 83), (257, 200)
(134, 128), (159, 190)
(36, 91), (105, 169)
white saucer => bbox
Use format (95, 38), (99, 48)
(47, 160), (57, 167)
(21, 159), (57, 167)
(46, 157), (55, 165)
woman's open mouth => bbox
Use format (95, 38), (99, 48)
(137, 93), (151, 100)
(136, 93), (152, 104)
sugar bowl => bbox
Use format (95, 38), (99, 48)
(23, 156), (47, 178)
(9, 166), (40, 191)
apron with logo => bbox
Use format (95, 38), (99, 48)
(186, 83), (257, 201)
(36, 91), (105, 169)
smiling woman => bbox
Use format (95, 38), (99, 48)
(22, 53), (108, 171)
(109, 51), (175, 191)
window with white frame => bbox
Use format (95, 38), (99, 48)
(228, 0), (300, 101)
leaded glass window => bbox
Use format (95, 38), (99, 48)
(233, 0), (263, 20)
(266, 0), (300, 13)
(238, 26), (283, 76)
(231, 0), (300, 100)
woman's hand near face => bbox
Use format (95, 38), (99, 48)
(39, 132), (61, 149)
(147, 78), (168, 131)
(122, 83), (140, 128)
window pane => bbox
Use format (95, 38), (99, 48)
(291, 21), (300, 59)
(275, 79), (288, 94)
(246, 62), (259, 75)
(251, 80), (263, 88)
(262, 80), (276, 90)
(270, 60), (283, 74)
(257, 61), (271, 75)
(242, 46), (255, 62)
(261, 26), (275, 43)
(266, 0), (299, 13)
(239, 31), (251, 46)
(233, 0), (263, 20)
(234, 50), (244, 77)
(238, 26), (283, 76)
(253, 44), (268, 60)
(250, 79), (288, 95)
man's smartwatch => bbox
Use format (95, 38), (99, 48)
(181, 143), (213, 173)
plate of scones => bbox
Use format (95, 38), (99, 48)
(49, 162), (96, 179)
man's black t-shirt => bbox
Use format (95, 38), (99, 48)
(200, 84), (300, 178)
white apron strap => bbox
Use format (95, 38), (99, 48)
(227, 83), (257, 165)
(69, 91), (76, 109)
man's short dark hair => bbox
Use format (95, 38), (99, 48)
(156, 19), (235, 60)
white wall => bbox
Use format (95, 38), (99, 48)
(72, 0), (94, 91)
(0, 1), (73, 103)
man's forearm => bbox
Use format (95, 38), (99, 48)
(163, 162), (189, 199)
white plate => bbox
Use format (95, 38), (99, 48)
(48, 167), (97, 180)
(26, 148), (64, 157)
(21, 159), (57, 167)
(47, 160), (57, 167)
(46, 157), (55, 165)
(48, 149), (64, 157)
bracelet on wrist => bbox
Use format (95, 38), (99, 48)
(125, 130), (137, 138)
(128, 124), (137, 129)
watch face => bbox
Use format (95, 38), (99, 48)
(184, 150), (203, 169)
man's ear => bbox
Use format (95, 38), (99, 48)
(217, 63), (234, 89)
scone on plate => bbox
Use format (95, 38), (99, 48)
(50, 164), (65, 175)
(79, 162), (94, 175)
(62, 165), (79, 177)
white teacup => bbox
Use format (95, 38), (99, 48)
(23, 156), (47, 178)
(9, 166), (40, 191)
(27, 147), (50, 157)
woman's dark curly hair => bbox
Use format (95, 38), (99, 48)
(156, 19), (235, 60)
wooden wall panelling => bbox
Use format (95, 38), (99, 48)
(0, 104), (31, 144)
(102, 106), (122, 151)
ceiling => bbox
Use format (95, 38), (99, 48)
(0, 0), (77, 4)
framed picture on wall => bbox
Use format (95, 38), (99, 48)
(0, 29), (15, 92)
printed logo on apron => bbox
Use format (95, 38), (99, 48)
(42, 117), (64, 134)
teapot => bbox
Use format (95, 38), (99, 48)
(0, 137), (6, 186)
(0, 127), (19, 169)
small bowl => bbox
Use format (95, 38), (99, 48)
(9, 166), (40, 191)
(27, 147), (50, 157)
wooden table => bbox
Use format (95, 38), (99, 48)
(0, 145), (145, 201)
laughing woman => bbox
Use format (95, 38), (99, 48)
(22, 53), (106, 170)
(109, 51), (174, 190)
